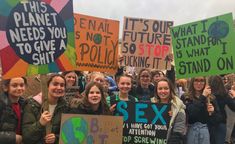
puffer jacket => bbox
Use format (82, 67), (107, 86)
(22, 93), (68, 144)
(0, 93), (25, 144)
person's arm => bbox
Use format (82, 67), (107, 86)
(172, 109), (186, 135)
(22, 101), (45, 144)
(0, 101), (17, 144)
(208, 99), (223, 125)
(0, 129), (16, 144)
(166, 64), (176, 86)
(168, 109), (186, 143)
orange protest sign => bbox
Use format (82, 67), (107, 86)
(74, 14), (119, 74)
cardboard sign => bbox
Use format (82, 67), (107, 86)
(0, 0), (76, 79)
(171, 13), (235, 78)
(121, 17), (173, 70)
(74, 14), (119, 74)
(114, 101), (171, 144)
(59, 114), (123, 144)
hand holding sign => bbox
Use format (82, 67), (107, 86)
(39, 111), (52, 126)
(203, 85), (214, 115)
(202, 85), (211, 98)
(207, 103), (214, 116)
(229, 89), (235, 98)
(44, 133), (56, 144)
(110, 104), (117, 113)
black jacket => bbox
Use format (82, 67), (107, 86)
(181, 94), (223, 126)
(213, 93), (235, 123)
(70, 103), (103, 115)
(69, 101), (112, 116)
(129, 84), (154, 102)
(0, 93), (25, 144)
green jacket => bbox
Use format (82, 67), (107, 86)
(22, 94), (68, 144)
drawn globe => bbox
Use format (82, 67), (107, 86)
(61, 117), (88, 144)
(208, 20), (229, 39)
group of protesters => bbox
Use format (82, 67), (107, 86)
(1, 64), (235, 144)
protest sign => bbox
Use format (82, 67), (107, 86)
(171, 13), (235, 78)
(74, 14), (119, 74)
(114, 101), (171, 144)
(121, 17), (173, 70)
(0, 0), (76, 79)
(59, 114), (123, 144)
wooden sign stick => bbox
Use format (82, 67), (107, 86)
(40, 74), (52, 134)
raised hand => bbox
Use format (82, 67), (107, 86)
(202, 86), (211, 97)
(44, 133), (56, 144)
(110, 104), (117, 113)
(207, 103), (214, 116)
(39, 111), (52, 126)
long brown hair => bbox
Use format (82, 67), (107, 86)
(62, 71), (77, 86)
(208, 75), (227, 97)
(187, 77), (206, 100)
(82, 82), (111, 114)
(154, 77), (176, 103)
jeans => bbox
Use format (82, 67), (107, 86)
(186, 122), (210, 144)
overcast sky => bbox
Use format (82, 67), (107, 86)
(73, 0), (235, 33)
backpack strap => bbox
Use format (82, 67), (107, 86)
(110, 95), (118, 106)
(128, 95), (136, 102)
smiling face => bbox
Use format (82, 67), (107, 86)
(88, 85), (102, 106)
(93, 75), (105, 85)
(48, 76), (66, 98)
(64, 72), (77, 87)
(152, 71), (164, 84)
(153, 74), (161, 84)
(156, 81), (170, 103)
(6, 77), (26, 98)
(118, 76), (132, 95)
(139, 70), (151, 88)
